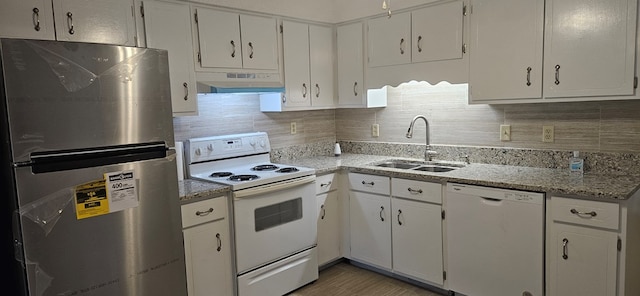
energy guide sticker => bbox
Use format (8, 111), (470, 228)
(105, 170), (139, 213)
(75, 180), (109, 219)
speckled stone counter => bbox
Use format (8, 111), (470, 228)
(279, 153), (640, 201)
(178, 179), (230, 203)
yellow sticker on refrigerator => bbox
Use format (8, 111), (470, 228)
(74, 170), (139, 220)
(75, 180), (109, 219)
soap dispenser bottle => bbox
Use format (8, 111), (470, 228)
(334, 142), (342, 157)
(569, 151), (584, 174)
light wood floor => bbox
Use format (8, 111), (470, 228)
(288, 261), (445, 296)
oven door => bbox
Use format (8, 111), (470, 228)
(233, 176), (317, 273)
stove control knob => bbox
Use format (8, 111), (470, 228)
(259, 139), (266, 148)
(207, 144), (214, 152)
(250, 138), (257, 147)
(195, 148), (202, 156)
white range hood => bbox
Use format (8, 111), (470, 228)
(196, 70), (284, 93)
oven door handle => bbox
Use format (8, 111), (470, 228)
(233, 175), (316, 198)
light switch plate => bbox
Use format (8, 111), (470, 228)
(500, 125), (511, 141)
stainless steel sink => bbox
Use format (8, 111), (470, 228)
(371, 159), (465, 173)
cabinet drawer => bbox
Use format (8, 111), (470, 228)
(181, 196), (227, 228)
(391, 178), (442, 204)
(551, 196), (619, 230)
(316, 173), (338, 195)
(348, 173), (390, 195)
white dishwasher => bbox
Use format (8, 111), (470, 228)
(445, 183), (544, 296)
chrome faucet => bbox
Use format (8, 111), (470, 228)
(406, 115), (437, 161)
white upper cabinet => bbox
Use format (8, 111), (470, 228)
(368, 12), (412, 67)
(368, 0), (465, 68)
(0, 0), (136, 46)
(469, 0), (637, 103)
(309, 24), (335, 108)
(543, 0), (637, 99)
(281, 20), (312, 108)
(468, 0), (544, 102)
(193, 7), (278, 70)
(53, 0), (136, 46)
(337, 22), (365, 107)
(139, 0), (197, 116)
(411, 0), (464, 63)
(0, 0), (55, 40)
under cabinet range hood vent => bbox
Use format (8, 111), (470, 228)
(196, 70), (284, 93)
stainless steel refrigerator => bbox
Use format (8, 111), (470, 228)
(0, 39), (187, 296)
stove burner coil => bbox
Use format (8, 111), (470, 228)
(276, 167), (299, 173)
(251, 164), (279, 171)
(210, 172), (233, 178)
(228, 174), (260, 181)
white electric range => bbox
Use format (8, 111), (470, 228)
(185, 132), (318, 296)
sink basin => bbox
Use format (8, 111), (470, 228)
(371, 159), (465, 172)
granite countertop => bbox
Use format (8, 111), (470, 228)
(178, 179), (230, 203)
(279, 153), (640, 201)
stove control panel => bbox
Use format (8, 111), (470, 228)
(185, 132), (271, 164)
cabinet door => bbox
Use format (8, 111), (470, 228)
(317, 191), (341, 266)
(468, 0), (544, 102)
(183, 220), (233, 296)
(240, 14), (278, 70)
(411, 0), (463, 63)
(282, 21), (311, 108)
(392, 198), (443, 284)
(367, 12), (411, 67)
(142, 0), (197, 116)
(0, 0), (55, 40)
(548, 223), (618, 296)
(309, 25), (335, 108)
(195, 9), (241, 69)
(543, 0), (637, 98)
(337, 22), (364, 107)
(53, 0), (136, 45)
(349, 191), (391, 269)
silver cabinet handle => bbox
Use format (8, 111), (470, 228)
(302, 83), (307, 98)
(230, 40), (236, 58)
(195, 207), (214, 216)
(526, 67), (532, 86)
(248, 42), (254, 59)
(407, 187), (423, 194)
(417, 35), (423, 53)
(320, 204), (326, 219)
(32, 8), (41, 31)
(315, 83), (320, 98)
(216, 233), (222, 252)
(570, 208), (597, 217)
(400, 38), (405, 55)
(320, 181), (332, 188)
(66, 12), (74, 35)
(361, 181), (375, 186)
(379, 206), (385, 221)
(183, 82), (189, 101)
(554, 64), (561, 85)
(353, 82), (358, 96)
(397, 209), (403, 225)
(562, 238), (569, 260)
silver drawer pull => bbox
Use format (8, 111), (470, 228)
(195, 208), (214, 216)
(216, 233), (222, 252)
(570, 208), (597, 217)
(320, 204), (326, 219)
(397, 209), (403, 225)
(32, 8), (41, 31)
(66, 12), (74, 35)
(562, 238), (569, 260)
(320, 181), (332, 188)
(379, 206), (385, 221)
(362, 181), (375, 186)
(407, 187), (423, 194)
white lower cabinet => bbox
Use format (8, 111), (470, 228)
(181, 197), (233, 296)
(350, 190), (392, 269)
(547, 195), (640, 296)
(316, 173), (341, 266)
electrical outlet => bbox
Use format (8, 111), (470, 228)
(372, 124), (380, 137)
(500, 125), (511, 141)
(290, 122), (297, 134)
(543, 125), (554, 143)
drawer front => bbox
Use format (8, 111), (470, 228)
(348, 173), (390, 195)
(316, 173), (338, 195)
(181, 196), (227, 228)
(551, 196), (619, 230)
(392, 178), (442, 204)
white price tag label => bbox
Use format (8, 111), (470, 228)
(105, 170), (139, 213)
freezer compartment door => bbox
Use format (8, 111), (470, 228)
(13, 155), (186, 296)
(0, 38), (174, 163)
